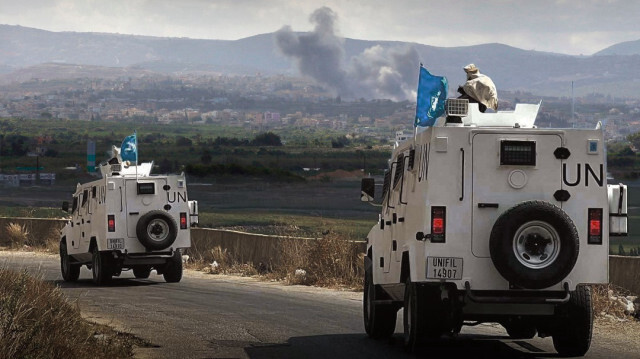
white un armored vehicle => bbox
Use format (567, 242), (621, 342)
(60, 152), (198, 285)
(361, 99), (628, 356)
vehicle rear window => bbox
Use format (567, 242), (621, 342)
(500, 140), (536, 166)
(137, 182), (155, 195)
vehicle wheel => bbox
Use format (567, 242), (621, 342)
(552, 285), (593, 357)
(403, 280), (446, 352)
(363, 260), (397, 339)
(403, 279), (423, 352)
(136, 210), (178, 251)
(92, 246), (113, 285)
(489, 201), (579, 289)
(60, 241), (80, 282)
(163, 250), (183, 283)
(502, 318), (537, 339)
(133, 266), (152, 279)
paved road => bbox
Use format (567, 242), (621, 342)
(0, 251), (636, 359)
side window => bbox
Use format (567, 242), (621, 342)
(71, 196), (78, 215)
(393, 153), (405, 188)
(82, 189), (89, 207)
(382, 170), (391, 200)
(418, 144), (429, 182)
(92, 186), (97, 198)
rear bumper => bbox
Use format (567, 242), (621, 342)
(464, 281), (570, 304)
(119, 250), (176, 266)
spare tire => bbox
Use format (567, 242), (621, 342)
(136, 210), (178, 250)
(489, 201), (579, 289)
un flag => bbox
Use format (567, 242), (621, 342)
(415, 66), (448, 127)
(121, 132), (137, 163)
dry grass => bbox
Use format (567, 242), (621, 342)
(4, 223), (29, 248)
(185, 229), (365, 289)
(1, 221), (61, 253)
(268, 231), (365, 289)
(592, 283), (640, 351)
(592, 283), (637, 320)
(184, 245), (260, 276)
(39, 226), (62, 254)
(0, 268), (135, 359)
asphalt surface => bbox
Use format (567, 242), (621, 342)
(0, 251), (636, 359)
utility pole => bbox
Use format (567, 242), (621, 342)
(571, 81), (575, 121)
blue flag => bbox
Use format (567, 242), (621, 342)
(415, 66), (448, 127)
(121, 132), (137, 163)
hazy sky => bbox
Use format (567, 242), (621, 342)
(1, 0), (638, 56)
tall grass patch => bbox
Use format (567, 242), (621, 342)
(0, 269), (134, 359)
(4, 223), (29, 248)
(0, 218), (65, 252)
(185, 245), (259, 276)
(274, 232), (365, 288)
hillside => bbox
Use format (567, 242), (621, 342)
(2, 24), (640, 98)
(595, 39), (640, 56)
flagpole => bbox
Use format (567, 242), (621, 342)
(414, 63), (423, 146)
(135, 130), (138, 182)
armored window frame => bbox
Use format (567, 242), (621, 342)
(393, 154), (405, 188)
(382, 170), (391, 201)
(81, 189), (89, 207)
(137, 182), (155, 195)
(500, 140), (536, 166)
(71, 197), (78, 214)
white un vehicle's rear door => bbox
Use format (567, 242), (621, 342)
(471, 133), (563, 258)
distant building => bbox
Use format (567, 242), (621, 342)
(19, 173), (37, 186)
(39, 173), (56, 185)
(395, 130), (412, 142)
(0, 174), (19, 187)
(263, 111), (281, 124)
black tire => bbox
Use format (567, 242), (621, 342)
(92, 246), (112, 285)
(552, 285), (593, 357)
(60, 241), (80, 282)
(403, 280), (446, 352)
(403, 279), (423, 352)
(502, 318), (537, 339)
(133, 266), (152, 279)
(163, 250), (183, 283)
(489, 201), (579, 289)
(363, 259), (397, 339)
(136, 210), (178, 251)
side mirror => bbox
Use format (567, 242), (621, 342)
(61, 201), (69, 212)
(361, 178), (375, 202)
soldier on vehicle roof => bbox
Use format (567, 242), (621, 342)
(457, 63), (498, 113)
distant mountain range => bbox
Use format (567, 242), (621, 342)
(595, 39), (640, 56)
(2, 24), (640, 99)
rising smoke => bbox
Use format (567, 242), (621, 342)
(275, 7), (420, 101)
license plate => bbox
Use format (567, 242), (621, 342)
(426, 257), (463, 280)
(107, 238), (124, 250)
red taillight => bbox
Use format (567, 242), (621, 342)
(108, 215), (115, 232)
(180, 212), (187, 229)
(431, 206), (446, 243)
(432, 218), (444, 234)
(588, 208), (602, 244)
(589, 220), (601, 236)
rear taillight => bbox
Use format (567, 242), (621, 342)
(180, 212), (187, 229)
(431, 206), (446, 243)
(588, 208), (602, 244)
(108, 215), (115, 232)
